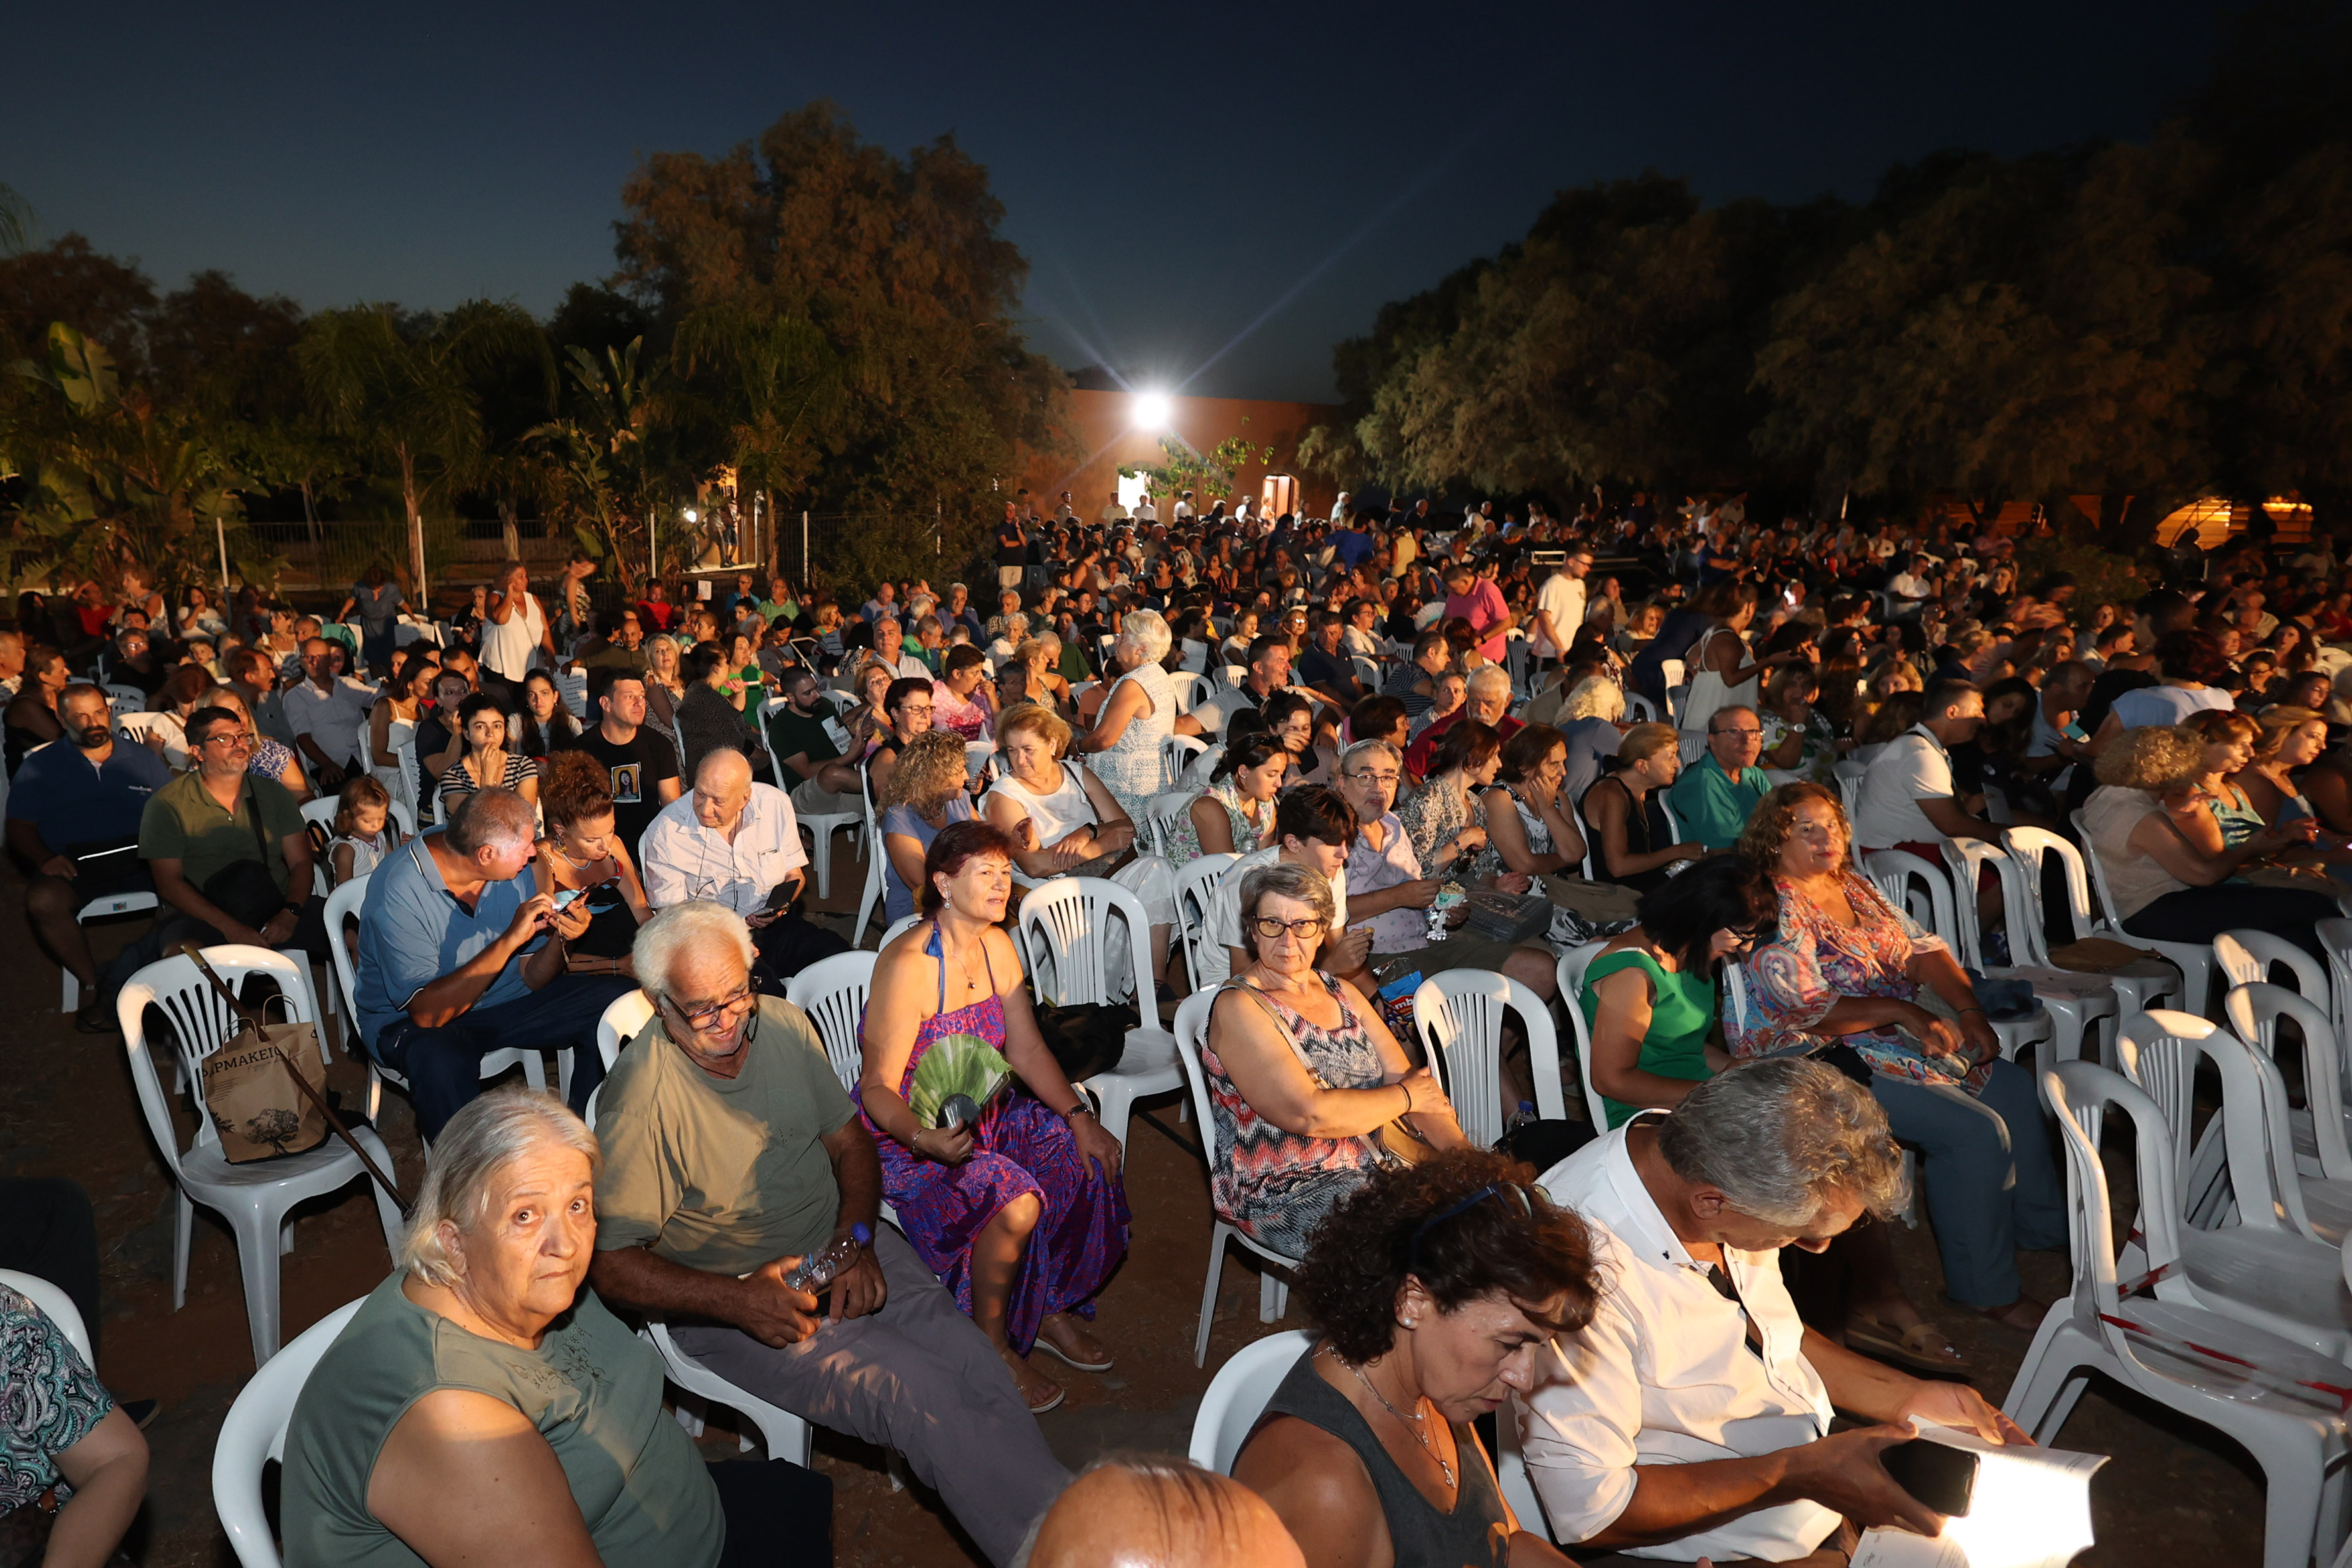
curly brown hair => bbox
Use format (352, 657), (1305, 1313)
(540, 749), (615, 832)
(1294, 1149), (1600, 1366)
(1737, 781), (1847, 872)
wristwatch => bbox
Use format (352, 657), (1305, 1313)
(1061, 1102), (1095, 1123)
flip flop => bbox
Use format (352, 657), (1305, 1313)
(1032, 1332), (1115, 1373)
(1846, 1316), (1970, 1376)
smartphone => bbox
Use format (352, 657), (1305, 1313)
(1881, 1438), (1978, 1517)
(552, 887), (586, 911)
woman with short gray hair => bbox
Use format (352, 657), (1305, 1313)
(1197, 862), (1465, 1256)
(281, 1087), (829, 1568)
(1072, 606), (1202, 820)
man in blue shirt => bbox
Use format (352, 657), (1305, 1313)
(1668, 705), (1773, 852)
(355, 788), (633, 1138)
(5, 683), (172, 1030)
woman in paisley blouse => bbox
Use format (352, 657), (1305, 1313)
(1394, 719), (1496, 878)
(1164, 733), (1291, 862)
(0, 1283), (147, 1565)
(1732, 783), (2061, 1333)
(1198, 861), (1466, 1256)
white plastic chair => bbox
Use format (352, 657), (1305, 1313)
(1861, 848), (2053, 1063)
(119, 947), (402, 1366)
(2219, 930), (2331, 1010)
(1170, 670), (1206, 713)
(2114, 1009), (2352, 1359)
(59, 884), (162, 1010)
(641, 1318), (814, 1466)
(852, 785), (887, 949)
(1175, 852), (1241, 993)
(2005, 1063), (2349, 1568)
(1186, 1328), (1315, 1472)
(1553, 943), (1613, 1128)
(2316, 918), (2352, 1074)
(2227, 983), (2352, 1241)
(594, 987), (656, 1070)
(1831, 759), (1866, 819)
(1942, 835), (2103, 1065)
(1160, 733), (1207, 793)
(878, 912), (923, 949)
(963, 738), (996, 780)
(1174, 990), (1302, 1366)
(213, 1297), (366, 1568)
(101, 682), (146, 716)
(785, 951), (878, 1095)
(1139, 789), (1196, 860)
(325, 874), (546, 1126)
(0, 1269), (91, 1366)
(2069, 811), (2216, 1016)
(555, 669), (589, 719)
(755, 697), (860, 900)
(1016, 877), (1182, 1149)
(1998, 826), (2182, 1038)
(1412, 970), (1563, 1148)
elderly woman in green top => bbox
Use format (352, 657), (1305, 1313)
(1577, 855), (1777, 1129)
(279, 1087), (828, 1568)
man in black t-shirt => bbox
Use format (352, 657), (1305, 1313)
(557, 670), (682, 852)
(995, 507), (1026, 590)
(763, 668), (863, 820)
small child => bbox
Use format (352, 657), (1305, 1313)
(329, 776), (406, 888)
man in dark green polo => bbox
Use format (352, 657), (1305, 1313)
(137, 704), (329, 959)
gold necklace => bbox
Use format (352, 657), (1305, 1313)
(1328, 1348), (1453, 1489)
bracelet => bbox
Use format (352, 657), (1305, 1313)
(1958, 1006), (1987, 1017)
(1061, 1103), (1094, 1122)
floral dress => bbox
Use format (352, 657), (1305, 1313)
(1160, 780), (1272, 864)
(1198, 977), (1387, 1255)
(854, 923), (1129, 1355)
(1732, 871), (1982, 1090)
(1396, 779), (1486, 872)
(1, 1285), (110, 1516)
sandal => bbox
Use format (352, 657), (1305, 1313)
(1845, 1315), (1970, 1375)
(1032, 1321), (1115, 1372)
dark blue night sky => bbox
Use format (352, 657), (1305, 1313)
(3, 1), (2230, 401)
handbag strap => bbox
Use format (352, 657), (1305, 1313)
(1215, 977), (1332, 1090)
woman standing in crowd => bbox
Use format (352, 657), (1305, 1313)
(1071, 608), (1187, 819)
(857, 821), (1129, 1414)
(531, 751), (648, 977)
(1198, 861), (1466, 1257)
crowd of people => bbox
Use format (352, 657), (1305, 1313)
(3, 482), (2343, 1566)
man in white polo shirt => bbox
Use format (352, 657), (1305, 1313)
(638, 747), (849, 988)
(1850, 680), (2002, 864)
(1522, 1059), (2025, 1563)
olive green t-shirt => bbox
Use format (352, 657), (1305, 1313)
(137, 768), (304, 893)
(593, 998), (856, 1275)
(279, 1273), (723, 1568)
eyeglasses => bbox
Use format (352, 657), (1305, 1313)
(1408, 1182), (1539, 1270)
(1711, 728), (1763, 740)
(1249, 915), (1324, 941)
(663, 983), (757, 1034)
(1345, 770), (1401, 787)
(196, 732), (253, 749)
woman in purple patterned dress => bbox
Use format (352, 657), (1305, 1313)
(856, 819), (1130, 1413)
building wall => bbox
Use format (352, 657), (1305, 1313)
(1016, 388), (1342, 526)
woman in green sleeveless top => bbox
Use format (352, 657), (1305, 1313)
(279, 1089), (827, 1568)
(1577, 856), (1776, 1129)
(1235, 1150), (1603, 1568)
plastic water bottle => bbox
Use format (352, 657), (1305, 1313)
(785, 1223), (872, 1291)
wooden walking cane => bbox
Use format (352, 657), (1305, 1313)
(273, 1048), (412, 1219)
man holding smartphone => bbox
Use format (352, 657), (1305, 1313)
(1522, 1060), (2027, 1564)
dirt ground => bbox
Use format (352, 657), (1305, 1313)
(0, 838), (2278, 1568)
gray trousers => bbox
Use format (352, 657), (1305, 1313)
(672, 1227), (1069, 1567)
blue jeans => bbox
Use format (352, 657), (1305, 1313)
(371, 975), (635, 1140)
(1871, 1058), (2065, 1307)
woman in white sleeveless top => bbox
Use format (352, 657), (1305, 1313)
(480, 561), (548, 692)
(1072, 609), (1200, 821)
(1678, 582), (1801, 759)
(984, 702), (1182, 1004)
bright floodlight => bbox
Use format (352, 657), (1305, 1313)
(1133, 391), (1172, 428)
(683, 508), (699, 522)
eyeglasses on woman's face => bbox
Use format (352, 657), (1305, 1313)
(1249, 914), (1323, 941)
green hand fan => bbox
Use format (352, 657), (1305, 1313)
(907, 1032), (1012, 1129)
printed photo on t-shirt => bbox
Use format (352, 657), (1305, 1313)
(610, 761), (643, 804)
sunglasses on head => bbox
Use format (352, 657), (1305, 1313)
(1407, 1181), (1541, 1272)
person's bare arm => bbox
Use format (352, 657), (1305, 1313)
(1191, 794), (1237, 854)
(980, 793), (1085, 874)
(42, 1407), (147, 1568)
(367, 1391), (601, 1568)
(1805, 1326), (2026, 1444)
(1588, 965), (1707, 1113)
(815, 1115), (888, 1322)
(1587, 1427), (1942, 1548)
(1343, 973), (1468, 1148)
(279, 829), (317, 907)
(8, 818), (70, 879)
(2126, 807), (2299, 886)
(1916, 795), (1999, 842)
(1345, 876), (1443, 919)
(589, 1243), (824, 1346)
(1072, 678), (1147, 751)
(1208, 988), (1436, 1139)
(1233, 1416), (1388, 1568)
(1486, 792), (1573, 875)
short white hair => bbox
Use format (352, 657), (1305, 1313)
(1117, 608), (1173, 663)
(632, 901), (756, 1001)
(1467, 665), (1513, 696)
(400, 1088), (599, 1287)
(1561, 676), (1625, 723)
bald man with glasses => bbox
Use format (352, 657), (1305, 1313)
(1664, 707), (1772, 852)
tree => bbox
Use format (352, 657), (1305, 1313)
(611, 101), (1068, 589)
(1119, 428), (1270, 504)
(297, 302), (545, 599)
(531, 337), (680, 591)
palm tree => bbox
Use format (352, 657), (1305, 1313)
(296, 301), (544, 601)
